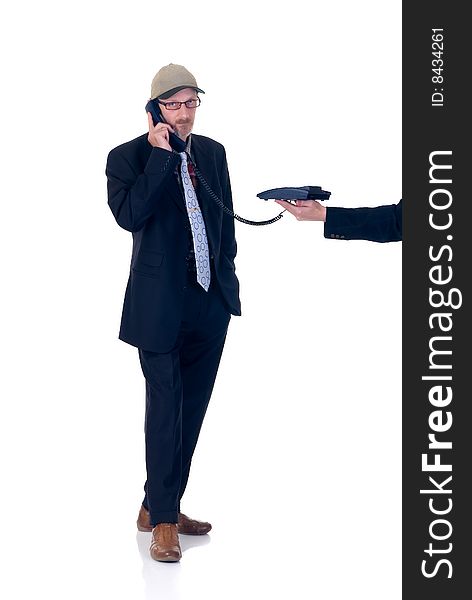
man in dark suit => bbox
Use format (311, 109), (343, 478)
(275, 198), (402, 242)
(106, 64), (241, 562)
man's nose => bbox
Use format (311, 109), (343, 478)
(178, 104), (191, 119)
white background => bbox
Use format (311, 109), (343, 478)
(1, 1), (401, 598)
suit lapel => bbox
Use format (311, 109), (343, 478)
(190, 136), (223, 252)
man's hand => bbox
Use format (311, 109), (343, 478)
(147, 112), (174, 151)
(274, 199), (327, 221)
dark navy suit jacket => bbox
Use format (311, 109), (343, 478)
(106, 133), (241, 353)
(324, 199), (402, 242)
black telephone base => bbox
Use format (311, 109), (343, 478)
(257, 186), (331, 201)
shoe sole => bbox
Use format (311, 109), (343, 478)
(152, 555), (181, 562)
(137, 523), (211, 535)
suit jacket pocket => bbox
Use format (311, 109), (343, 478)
(132, 250), (165, 277)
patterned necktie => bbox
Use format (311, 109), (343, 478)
(179, 152), (211, 291)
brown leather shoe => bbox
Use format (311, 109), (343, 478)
(137, 505), (211, 535)
(137, 505), (153, 532)
(178, 512), (212, 535)
(150, 523), (182, 562)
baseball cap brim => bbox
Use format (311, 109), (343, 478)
(158, 85), (205, 100)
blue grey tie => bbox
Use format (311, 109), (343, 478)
(179, 152), (211, 291)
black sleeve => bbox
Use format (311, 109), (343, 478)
(324, 200), (402, 243)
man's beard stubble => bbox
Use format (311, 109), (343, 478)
(174, 119), (192, 141)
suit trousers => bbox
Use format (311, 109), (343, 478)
(138, 270), (231, 526)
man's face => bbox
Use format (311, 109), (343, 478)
(159, 88), (198, 141)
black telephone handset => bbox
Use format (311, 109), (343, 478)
(144, 99), (284, 225)
(145, 99), (187, 152)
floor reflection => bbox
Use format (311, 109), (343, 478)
(136, 531), (211, 599)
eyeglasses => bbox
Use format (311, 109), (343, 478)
(158, 97), (201, 110)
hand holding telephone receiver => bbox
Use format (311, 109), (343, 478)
(145, 99), (187, 152)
